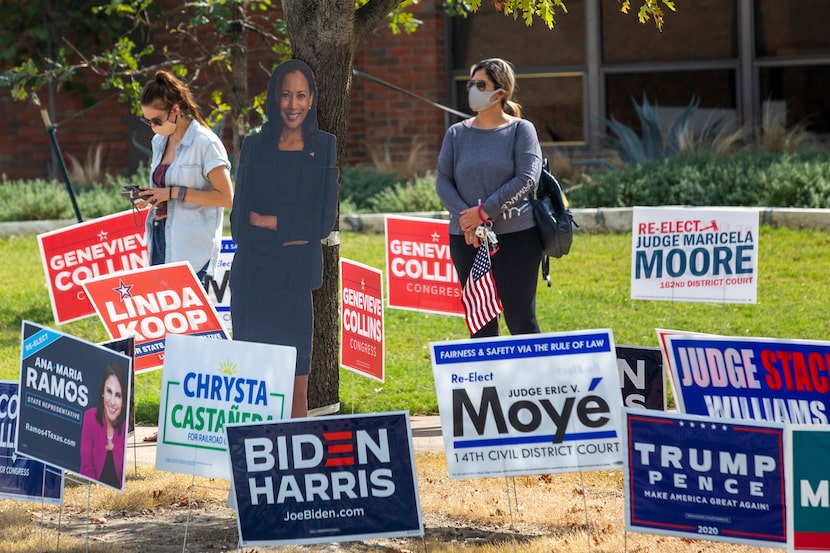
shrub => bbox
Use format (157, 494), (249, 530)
(566, 151), (830, 209)
(0, 179), (72, 221)
(761, 154), (830, 207)
(366, 174), (442, 213)
(0, 173), (143, 222)
(340, 164), (402, 210)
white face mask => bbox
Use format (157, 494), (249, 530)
(152, 115), (178, 137)
(468, 87), (503, 113)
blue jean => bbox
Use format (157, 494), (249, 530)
(150, 217), (208, 283)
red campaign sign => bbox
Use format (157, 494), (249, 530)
(81, 262), (229, 373)
(37, 210), (148, 324)
(384, 215), (463, 316)
(340, 258), (384, 382)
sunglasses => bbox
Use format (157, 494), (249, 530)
(140, 109), (171, 127)
(466, 80), (490, 92)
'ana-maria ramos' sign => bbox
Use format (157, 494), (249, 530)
(0, 381), (63, 504)
(17, 321), (132, 490)
(786, 425), (830, 552)
(226, 411), (423, 546)
(82, 262), (229, 373)
(38, 210), (148, 324)
(659, 330), (830, 424)
(384, 215), (462, 316)
(631, 207), (759, 303)
(624, 409), (785, 547)
(430, 329), (624, 479)
(340, 258), (384, 382)
(155, 333), (295, 479)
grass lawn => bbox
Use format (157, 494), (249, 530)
(2, 227), (829, 421)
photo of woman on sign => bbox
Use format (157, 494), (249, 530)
(79, 362), (127, 488)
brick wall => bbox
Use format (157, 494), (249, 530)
(0, 3), (446, 182)
(0, 76), (137, 182)
(347, 2), (446, 176)
(2, 2), (826, 183)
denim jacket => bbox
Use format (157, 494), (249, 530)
(145, 119), (229, 277)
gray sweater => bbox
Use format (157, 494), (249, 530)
(436, 118), (542, 235)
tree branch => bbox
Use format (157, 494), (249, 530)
(353, 0), (404, 45)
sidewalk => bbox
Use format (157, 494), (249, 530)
(125, 415), (445, 468)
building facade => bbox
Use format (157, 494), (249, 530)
(1, 0), (828, 182)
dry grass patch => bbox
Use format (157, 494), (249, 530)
(0, 467), (235, 553)
(0, 454), (788, 553)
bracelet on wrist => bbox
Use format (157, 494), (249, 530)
(177, 186), (186, 201)
(168, 187), (172, 201)
(477, 203), (488, 223)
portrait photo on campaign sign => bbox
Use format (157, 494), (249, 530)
(17, 321), (132, 491)
(0, 381), (63, 504)
(100, 336), (136, 435)
(659, 331), (830, 424)
(431, 329), (624, 479)
(226, 411), (423, 547)
(624, 409), (786, 548)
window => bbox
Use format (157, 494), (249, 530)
(450, 1), (585, 68)
(605, 70), (737, 135)
(755, 0), (830, 57)
(602, 0), (737, 64)
(760, 65), (830, 134)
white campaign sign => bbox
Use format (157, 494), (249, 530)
(155, 333), (295, 479)
(430, 329), (624, 479)
(630, 207), (759, 303)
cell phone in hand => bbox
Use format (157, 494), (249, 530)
(121, 185), (142, 199)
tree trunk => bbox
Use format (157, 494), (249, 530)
(281, 0), (401, 413)
(228, 7), (248, 169)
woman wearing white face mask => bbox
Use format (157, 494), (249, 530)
(436, 58), (544, 338)
(136, 71), (233, 442)
(136, 71), (233, 281)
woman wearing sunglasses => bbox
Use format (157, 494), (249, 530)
(436, 57), (544, 338)
(136, 71), (233, 441)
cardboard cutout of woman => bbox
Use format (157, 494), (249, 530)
(79, 362), (127, 488)
(230, 59), (339, 418)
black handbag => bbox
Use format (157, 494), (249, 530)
(531, 158), (577, 286)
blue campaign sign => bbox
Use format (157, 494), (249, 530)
(617, 345), (665, 410)
(0, 381), (63, 504)
(226, 411), (423, 546)
(624, 409), (786, 547)
(18, 321), (132, 490)
(662, 333), (830, 424)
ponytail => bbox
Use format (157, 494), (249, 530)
(139, 70), (208, 127)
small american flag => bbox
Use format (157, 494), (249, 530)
(462, 243), (503, 334)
